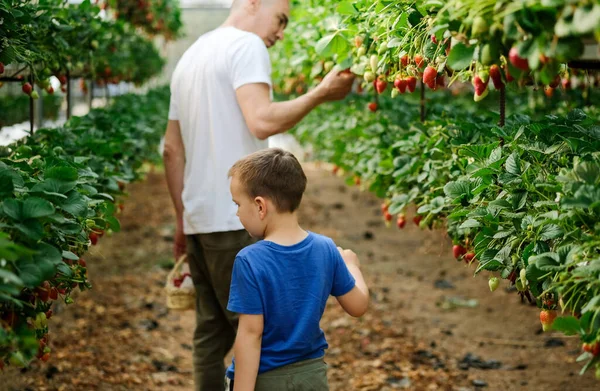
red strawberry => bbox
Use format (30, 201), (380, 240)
(22, 83), (33, 95)
(58, 288), (66, 295)
(414, 55), (424, 69)
(582, 342), (600, 356)
(49, 287), (58, 301)
(400, 55), (409, 67)
(60, 86), (67, 93)
(503, 65), (514, 82)
(368, 102), (378, 112)
(0, 62), (4, 74)
(540, 310), (557, 331)
(381, 203), (389, 213)
(173, 277), (183, 288)
(332, 165), (339, 175)
(79, 259), (87, 267)
(473, 75), (488, 96)
(549, 75), (560, 88)
(452, 245), (467, 259)
(394, 78), (407, 93)
(413, 215), (422, 226)
(46, 86), (54, 94)
(45, 310), (53, 319)
(383, 212), (393, 222)
(38, 288), (49, 303)
(119, 203), (125, 212)
(89, 232), (99, 245)
(41, 353), (50, 362)
(406, 77), (417, 93)
(375, 79), (387, 94)
(58, 75), (67, 85)
(561, 78), (571, 89)
(354, 176), (361, 186)
(489, 65), (504, 89)
(423, 66), (437, 85)
(509, 47), (529, 71)
(464, 252), (475, 262)
(436, 74), (445, 87)
(397, 214), (406, 229)
(544, 86), (554, 98)
(431, 34), (438, 44)
(104, 67), (111, 77)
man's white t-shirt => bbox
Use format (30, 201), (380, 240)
(168, 27), (270, 235)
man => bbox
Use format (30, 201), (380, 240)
(162, 0), (355, 389)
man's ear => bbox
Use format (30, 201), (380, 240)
(255, 196), (268, 219)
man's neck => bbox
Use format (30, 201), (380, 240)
(221, 12), (255, 33)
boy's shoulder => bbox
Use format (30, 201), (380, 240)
(236, 232), (337, 259)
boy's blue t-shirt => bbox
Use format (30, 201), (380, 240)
(225, 231), (356, 379)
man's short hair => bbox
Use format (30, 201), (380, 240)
(228, 148), (307, 213)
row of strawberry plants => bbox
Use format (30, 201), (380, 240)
(290, 88), (600, 377)
(0, 86), (170, 369)
(0, 0), (176, 95)
(0, 94), (62, 129)
(272, 0), (599, 102)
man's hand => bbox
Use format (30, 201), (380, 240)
(337, 246), (360, 268)
(314, 69), (355, 102)
(174, 225), (186, 260)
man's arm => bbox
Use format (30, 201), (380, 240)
(233, 314), (264, 391)
(236, 70), (354, 140)
(162, 119), (187, 259)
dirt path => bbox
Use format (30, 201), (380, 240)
(1, 165), (597, 391)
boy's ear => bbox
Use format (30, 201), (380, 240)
(255, 196), (268, 219)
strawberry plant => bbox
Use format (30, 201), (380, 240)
(0, 87), (170, 368)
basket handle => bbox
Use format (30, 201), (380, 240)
(167, 254), (188, 282)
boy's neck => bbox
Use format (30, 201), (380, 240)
(263, 212), (308, 246)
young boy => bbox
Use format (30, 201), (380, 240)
(226, 147), (370, 391)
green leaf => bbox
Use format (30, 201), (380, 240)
(511, 190), (528, 211)
(3, 199), (22, 220)
(552, 316), (581, 336)
(60, 191), (88, 218)
(62, 251), (80, 261)
(315, 33), (349, 58)
(105, 216), (121, 233)
(45, 166), (79, 181)
(444, 180), (471, 200)
(337, 1), (357, 15)
(447, 43), (475, 71)
(14, 220), (44, 241)
(460, 219), (481, 229)
(575, 161), (600, 185)
(531, 252), (562, 271)
(506, 152), (521, 175)
(0, 269), (24, 286)
(22, 197), (55, 219)
(539, 224), (563, 240)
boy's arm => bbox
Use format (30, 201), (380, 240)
(233, 314), (264, 391)
(336, 248), (369, 317)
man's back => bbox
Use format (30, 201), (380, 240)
(168, 27), (272, 235)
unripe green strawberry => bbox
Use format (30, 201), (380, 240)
(364, 71), (376, 83)
(489, 277), (499, 292)
(370, 55), (378, 72)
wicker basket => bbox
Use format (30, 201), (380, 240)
(165, 254), (196, 311)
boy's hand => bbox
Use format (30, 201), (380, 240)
(337, 247), (360, 268)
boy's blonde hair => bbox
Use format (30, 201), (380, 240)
(228, 148), (307, 213)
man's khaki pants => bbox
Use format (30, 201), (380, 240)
(186, 230), (255, 391)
